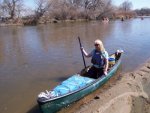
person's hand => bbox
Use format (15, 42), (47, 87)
(117, 49), (124, 53)
(104, 70), (107, 76)
(80, 47), (84, 51)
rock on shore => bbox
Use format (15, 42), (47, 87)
(73, 60), (150, 113)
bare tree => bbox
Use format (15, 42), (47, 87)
(1, 0), (24, 19)
(34, 0), (52, 19)
(78, 0), (113, 19)
(48, 0), (77, 20)
(120, 0), (132, 12)
(96, 0), (113, 19)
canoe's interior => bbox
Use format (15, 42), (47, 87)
(80, 52), (121, 79)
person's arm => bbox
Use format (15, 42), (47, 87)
(104, 58), (109, 75)
(103, 51), (109, 75)
(81, 47), (92, 58)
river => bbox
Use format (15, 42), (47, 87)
(0, 18), (150, 113)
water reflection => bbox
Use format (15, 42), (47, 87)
(0, 18), (150, 113)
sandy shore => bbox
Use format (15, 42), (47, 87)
(59, 60), (150, 113)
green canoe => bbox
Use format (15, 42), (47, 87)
(37, 52), (122, 113)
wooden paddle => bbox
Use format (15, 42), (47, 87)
(78, 36), (87, 68)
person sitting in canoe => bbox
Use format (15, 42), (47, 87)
(81, 39), (109, 79)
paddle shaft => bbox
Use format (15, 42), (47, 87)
(78, 37), (86, 68)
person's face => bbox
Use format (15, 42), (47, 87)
(94, 43), (100, 50)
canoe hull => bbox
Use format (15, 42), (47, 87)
(38, 56), (121, 113)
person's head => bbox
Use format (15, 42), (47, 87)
(94, 39), (105, 52)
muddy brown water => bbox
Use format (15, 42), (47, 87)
(0, 18), (150, 113)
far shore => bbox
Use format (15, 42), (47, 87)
(0, 16), (144, 27)
(0, 19), (89, 27)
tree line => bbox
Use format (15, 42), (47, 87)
(0, 0), (113, 19)
(134, 8), (150, 16)
(0, 0), (149, 25)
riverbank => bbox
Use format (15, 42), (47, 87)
(0, 19), (90, 26)
(74, 60), (150, 113)
(0, 16), (136, 27)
